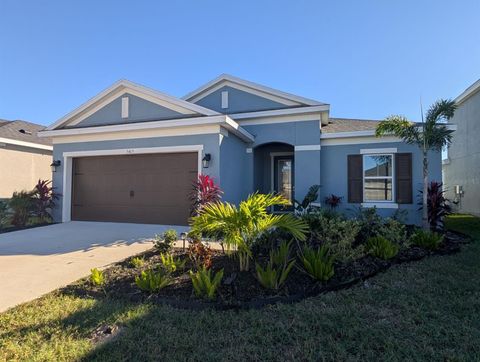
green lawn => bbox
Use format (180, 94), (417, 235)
(1, 215), (479, 361)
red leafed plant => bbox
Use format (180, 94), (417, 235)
(419, 181), (452, 232)
(189, 175), (223, 216)
(324, 194), (343, 209)
(31, 179), (59, 222)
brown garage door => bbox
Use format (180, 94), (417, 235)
(71, 152), (197, 225)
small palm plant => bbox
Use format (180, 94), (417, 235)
(190, 193), (308, 271)
(375, 99), (456, 230)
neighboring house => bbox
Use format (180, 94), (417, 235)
(38, 75), (442, 225)
(443, 79), (480, 216)
(0, 120), (52, 199)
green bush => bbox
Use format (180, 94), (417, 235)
(366, 236), (399, 260)
(302, 211), (364, 262)
(189, 266), (224, 300)
(129, 256), (145, 268)
(135, 269), (172, 293)
(90, 268), (105, 286)
(299, 245), (335, 282)
(355, 207), (406, 245)
(9, 191), (34, 227)
(154, 229), (178, 253)
(410, 230), (443, 250)
(160, 253), (186, 273)
(0, 200), (8, 229)
(255, 240), (296, 290)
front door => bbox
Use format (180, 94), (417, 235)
(272, 155), (294, 211)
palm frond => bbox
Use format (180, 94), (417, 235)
(375, 116), (421, 145)
(425, 99), (456, 124)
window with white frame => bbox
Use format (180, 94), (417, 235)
(363, 154), (394, 202)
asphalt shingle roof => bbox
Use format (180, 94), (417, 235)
(321, 118), (381, 133)
(0, 120), (52, 146)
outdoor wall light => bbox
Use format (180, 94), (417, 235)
(180, 232), (187, 251)
(202, 153), (211, 168)
(50, 160), (61, 172)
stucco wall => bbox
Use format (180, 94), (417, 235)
(0, 145), (52, 198)
(194, 86), (290, 114)
(320, 141), (442, 225)
(443, 90), (480, 216)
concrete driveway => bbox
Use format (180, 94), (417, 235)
(0, 221), (188, 312)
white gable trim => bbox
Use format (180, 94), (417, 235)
(183, 74), (326, 106)
(0, 137), (53, 151)
(47, 79), (219, 131)
(455, 78), (480, 105)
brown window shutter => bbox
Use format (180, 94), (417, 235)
(348, 155), (363, 203)
(395, 153), (412, 204)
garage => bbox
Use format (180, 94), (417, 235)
(71, 152), (198, 225)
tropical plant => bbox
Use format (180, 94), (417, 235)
(299, 245), (335, 282)
(190, 193), (308, 271)
(188, 241), (213, 270)
(366, 236), (399, 260)
(160, 252), (186, 273)
(302, 211), (364, 262)
(294, 185), (320, 215)
(419, 181), (452, 232)
(410, 229), (443, 250)
(190, 174), (223, 216)
(30, 179), (58, 222)
(129, 256), (145, 268)
(255, 240), (296, 290)
(189, 266), (224, 300)
(135, 268), (172, 293)
(9, 191), (33, 227)
(324, 194), (343, 209)
(375, 99), (456, 230)
(154, 229), (177, 253)
(90, 268), (105, 286)
(355, 207), (406, 245)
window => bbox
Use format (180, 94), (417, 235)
(363, 154), (393, 202)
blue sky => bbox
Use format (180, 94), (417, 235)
(1, 0), (479, 126)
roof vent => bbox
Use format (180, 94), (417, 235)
(18, 129), (32, 135)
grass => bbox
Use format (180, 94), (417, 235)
(1, 215), (479, 361)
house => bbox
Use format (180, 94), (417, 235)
(443, 78), (480, 216)
(38, 75), (442, 225)
(0, 120), (52, 199)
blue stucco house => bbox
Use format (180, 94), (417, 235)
(39, 74), (442, 225)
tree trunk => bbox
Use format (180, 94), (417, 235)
(422, 150), (429, 230)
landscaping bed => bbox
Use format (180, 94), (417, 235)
(61, 230), (468, 311)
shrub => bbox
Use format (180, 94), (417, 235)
(299, 245), (335, 282)
(30, 179), (58, 222)
(154, 229), (177, 253)
(189, 174), (223, 216)
(9, 191), (33, 227)
(190, 266), (224, 300)
(355, 207), (406, 245)
(129, 256), (145, 268)
(410, 229), (443, 250)
(135, 269), (172, 293)
(0, 200), (8, 230)
(255, 240), (295, 290)
(190, 193), (307, 271)
(302, 211), (364, 262)
(366, 236), (399, 260)
(294, 184), (321, 215)
(160, 253), (186, 273)
(90, 268), (105, 286)
(324, 194), (343, 209)
(188, 241), (213, 270)
(419, 181), (452, 232)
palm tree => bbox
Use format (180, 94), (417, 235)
(375, 99), (456, 230)
(190, 193), (308, 271)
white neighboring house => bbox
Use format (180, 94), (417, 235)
(0, 120), (53, 199)
(443, 79), (480, 216)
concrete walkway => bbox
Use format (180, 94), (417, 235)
(0, 221), (188, 312)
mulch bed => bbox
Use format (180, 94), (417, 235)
(60, 231), (469, 311)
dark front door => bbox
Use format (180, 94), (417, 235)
(71, 152), (198, 225)
(273, 155), (294, 211)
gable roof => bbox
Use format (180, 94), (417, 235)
(321, 118), (381, 133)
(455, 78), (480, 105)
(46, 79), (220, 131)
(0, 119), (52, 150)
(183, 74), (327, 107)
